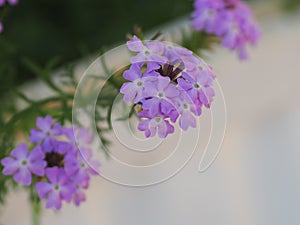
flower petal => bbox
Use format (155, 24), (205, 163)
(13, 168), (32, 186)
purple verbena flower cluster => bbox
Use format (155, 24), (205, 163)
(1, 115), (100, 210)
(121, 36), (216, 138)
(191, 0), (260, 59)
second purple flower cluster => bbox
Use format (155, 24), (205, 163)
(191, 0), (260, 59)
(121, 36), (216, 138)
(1, 115), (100, 210)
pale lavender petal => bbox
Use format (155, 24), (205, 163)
(157, 77), (170, 91)
(45, 167), (59, 184)
(28, 146), (44, 162)
(29, 129), (45, 143)
(11, 143), (28, 159)
(120, 83), (137, 102)
(35, 182), (52, 198)
(73, 190), (86, 206)
(14, 168), (32, 186)
(46, 192), (62, 210)
(157, 121), (168, 138)
(60, 185), (75, 202)
(164, 84), (179, 98)
(146, 41), (164, 53)
(1, 158), (19, 175)
(37, 116), (52, 131)
(127, 36), (145, 52)
(29, 160), (46, 177)
(149, 54), (167, 64)
(177, 78), (192, 91)
(123, 64), (142, 81)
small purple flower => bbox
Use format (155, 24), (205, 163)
(35, 167), (76, 210)
(64, 148), (100, 179)
(0, 22), (3, 33)
(71, 174), (90, 206)
(127, 35), (167, 65)
(1, 143), (46, 186)
(30, 115), (62, 152)
(62, 126), (93, 153)
(138, 113), (174, 138)
(174, 91), (199, 131)
(142, 76), (179, 116)
(120, 64), (158, 103)
(178, 71), (215, 108)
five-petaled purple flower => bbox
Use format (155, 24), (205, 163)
(35, 167), (76, 210)
(120, 63), (158, 103)
(1, 143), (46, 186)
(122, 36), (217, 138)
(30, 115), (62, 152)
(127, 35), (167, 65)
(138, 111), (175, 138)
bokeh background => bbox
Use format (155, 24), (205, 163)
(1, 0), (300, 225)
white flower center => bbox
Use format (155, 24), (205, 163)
(154, 117), (162, 123)
(157, 92), (164, 98)
(135, 80), (143, 87)
(207, 9), (215, 17)
(166, 45), (173, 50)
(182, 103), (189, 110)
(144, 49), (151, 56)
(231, 23), (239, 32)
(21, 159), (28, 167)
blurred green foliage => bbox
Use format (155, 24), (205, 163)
(281, 0), (300, 10)
(0, 0), (192, 95)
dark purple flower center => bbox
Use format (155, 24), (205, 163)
(224, 0), (237, 9)
(156, 64), (183, 82)
(45, 152), (65, 168)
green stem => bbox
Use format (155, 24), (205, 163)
(30, 186), (41, 225)
(32, 200), (41, 225)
